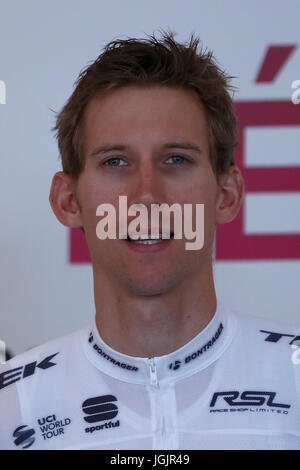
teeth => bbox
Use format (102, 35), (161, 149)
(130, 234), (162, 240)
(127, 233), (173, 241)
(131, 239), (163, 245)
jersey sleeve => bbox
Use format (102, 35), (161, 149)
(0, 362), (24, 450)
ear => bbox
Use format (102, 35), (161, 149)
(49, 171), (83, 228)
(215, 166), (245, 224)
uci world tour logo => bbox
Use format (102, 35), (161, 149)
(13, 425), (35, 449)
(95, 196), (204, 251)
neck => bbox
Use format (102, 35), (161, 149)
(93, 264), (217, 358)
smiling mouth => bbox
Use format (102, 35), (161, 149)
(126, 232), (174, 244)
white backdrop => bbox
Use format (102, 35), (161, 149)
(0, 0), (299, 357)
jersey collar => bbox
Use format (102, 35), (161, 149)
(83, 301), (236, 386)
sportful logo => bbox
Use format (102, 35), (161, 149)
(82, 395), (118, 423)
(0, 353), (59, 390)
(168, 322), (224, 371)
(210, 391), (290, 414)
(13, 425), (35, 449)
(82, 395), (120, 433)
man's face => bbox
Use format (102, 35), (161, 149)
(74, 85), (219, 295)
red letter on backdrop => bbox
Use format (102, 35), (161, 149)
(216, 100), (300, 260)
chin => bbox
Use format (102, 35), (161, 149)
(125, 273), (180, 296)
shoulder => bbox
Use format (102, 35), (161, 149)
(229, 307), (300, 346)
(226, 306), (300, 375)
(0, 324), (90, 392)
(0, 325), (91, 449)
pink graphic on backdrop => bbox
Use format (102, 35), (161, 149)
(70, 228), (90, 263)
(255, 45), (296, 83)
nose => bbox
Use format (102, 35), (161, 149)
(128, 158), (165, 209)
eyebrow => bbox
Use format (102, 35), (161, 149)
(88, 141), (203, 157)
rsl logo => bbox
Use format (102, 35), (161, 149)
(210, 391), (291, 414)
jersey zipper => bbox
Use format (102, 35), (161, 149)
(148, 358), (170, 448)
(149, 357), (158, 387)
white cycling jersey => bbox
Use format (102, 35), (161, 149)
(0, 302), (300, 450)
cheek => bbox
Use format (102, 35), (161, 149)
(80, 188), (123, 236)
(189, 176), (217, 205)
(190, 179), (217, 229)
(79, 176), (115, 211)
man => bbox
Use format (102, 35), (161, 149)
(0, 31), (299, 450)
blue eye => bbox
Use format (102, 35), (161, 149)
(166, 155), (187, 165)
(103, 155), (188, 166)
(104, 158), (127, 166)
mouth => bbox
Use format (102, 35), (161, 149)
(126, 232), (174, 244)
(124, 232), (175, 253)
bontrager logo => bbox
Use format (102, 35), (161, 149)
(260, 330), (300, 345)
(88, 332), (139, 372)
(0, 353), (59, 390)
(82, 395), (120, 433)
(168, 322), (223, 371)
(210, 391), (290, 414)
(169, 360), (181, 370)
(13, 425), (35, 449)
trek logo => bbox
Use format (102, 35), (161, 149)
(0, 353), (59, 390)
(13, 425), (36, 449)
(82, 395), (120, 433)
(210, 391), (290, 414)
(260, 330), (300, 345)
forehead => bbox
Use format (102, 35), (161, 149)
(81, 85), (209, 156)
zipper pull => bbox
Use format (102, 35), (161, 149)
(149, 357), (158, 387)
